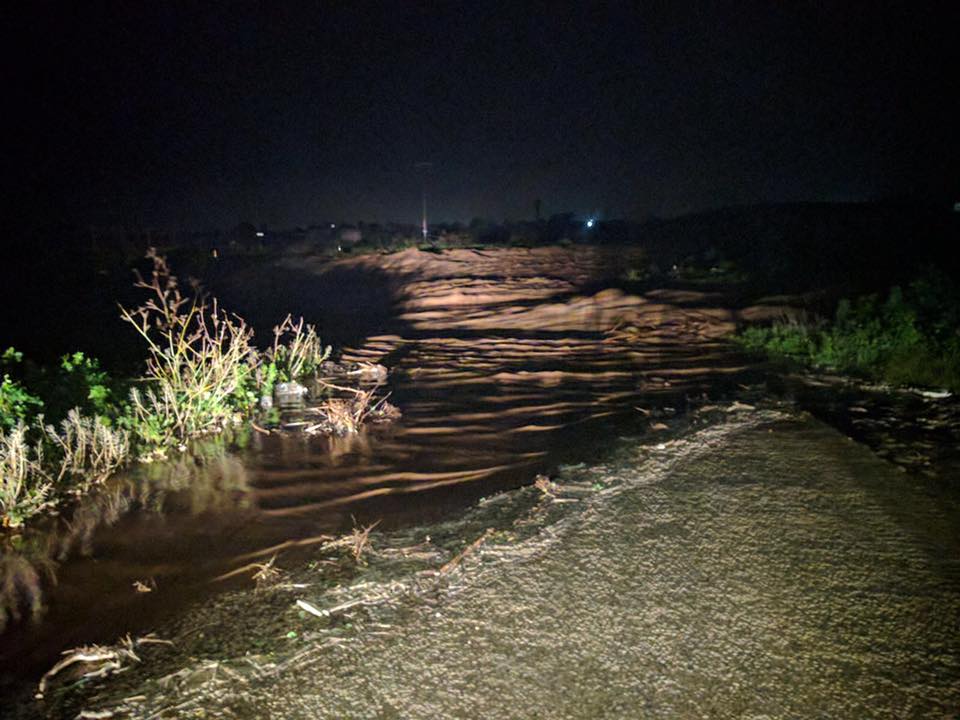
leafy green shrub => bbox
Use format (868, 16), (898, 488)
(25, 352), (125, 424)
(0, 349), (43, 432)
(56, 352), (116, 418)
(739, 319), (819, 359)
(738, 273), (960, 391)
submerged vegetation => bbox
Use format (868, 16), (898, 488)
(260, 314), (332, 397)
(739, 272), (960, 392)
(0, 436), (252, 633)
(0, 250), (349, 528)
(120, 252), (261, 452)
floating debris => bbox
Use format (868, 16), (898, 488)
(132, 579), (155, 593)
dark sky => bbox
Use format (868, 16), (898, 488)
(5, 1), (958, 229)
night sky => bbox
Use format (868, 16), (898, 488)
(5, 1), (957, 230)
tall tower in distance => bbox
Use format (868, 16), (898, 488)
(415, 162), (432, 241)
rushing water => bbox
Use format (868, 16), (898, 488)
(27, 411), (960, 719)
(2, 247), (959, 717)
(0, 247), (755, 686)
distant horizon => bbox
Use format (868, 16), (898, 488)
(19, 195), (959, 239)
(19, 195), (950, 238)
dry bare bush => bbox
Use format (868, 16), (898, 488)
(324, 519), (381, 564)
(0, 424), (52, 527)
(317, 397), (361, 435)
(251, 554), (282, 586)
(305, 382), (400, 436)
(43, 410), (129, 485)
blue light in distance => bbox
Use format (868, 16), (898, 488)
(586, 218), (595, 228)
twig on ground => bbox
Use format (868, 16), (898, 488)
(323, 519), (381, 563)
(251, 555), (282, 586)
(439, 528), (494, 576)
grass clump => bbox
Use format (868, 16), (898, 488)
(739, 272), (960, 392)
(120, 251), (258, 453)
(257, 314), (331, 397)
(0, 424), (52, 527)
(1, 414), (131, 528)
(42, 410), (130, 485)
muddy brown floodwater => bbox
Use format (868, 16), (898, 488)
(1, 248), (765, 685)
(76, 412), (958, 720)
(3, 247), (959, 719)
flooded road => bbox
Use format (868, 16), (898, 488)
(217, 416), (960, 719)
(35, 412), (960, 719)
(3, 247), (959, 717)
(1, 247), (762, 684)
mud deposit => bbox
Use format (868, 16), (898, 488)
(3, 247), (959, 717)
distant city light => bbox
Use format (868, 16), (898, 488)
(586, 218), (595, 228)
(255, 231), (265, 237)
(330, 223), (336, 229)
